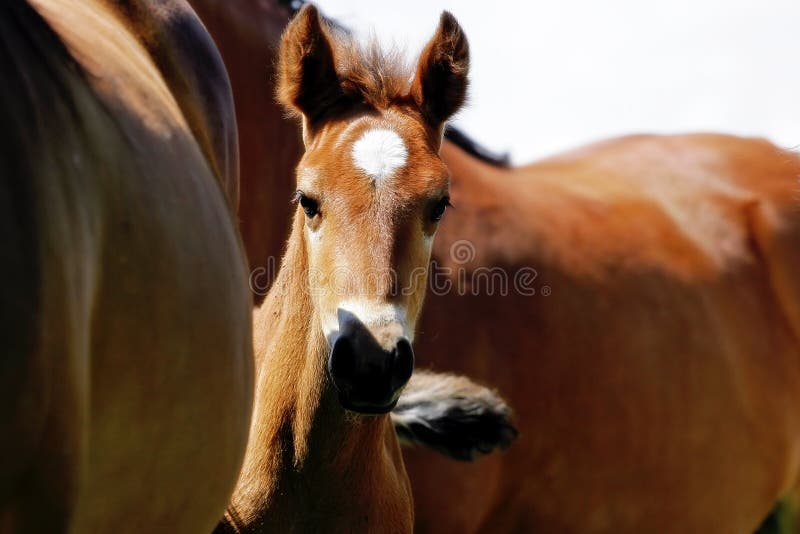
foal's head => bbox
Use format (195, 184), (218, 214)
(278, 5), (468, 414)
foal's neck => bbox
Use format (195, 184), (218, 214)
(226, 215), (410, 532)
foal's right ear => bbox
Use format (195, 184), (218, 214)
(277, 4), (345, 126)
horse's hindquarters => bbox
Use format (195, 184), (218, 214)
(68, 116), (252, 531)
(1, 2), (253, 531)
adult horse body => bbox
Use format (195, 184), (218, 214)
(1, 0), (251, 531)
(408, 134), (800, 532)
(188, 0), (800, 531)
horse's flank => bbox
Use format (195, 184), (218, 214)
(407, 134), (800, 531)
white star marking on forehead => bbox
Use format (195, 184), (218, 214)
(351, 128), (408, 181)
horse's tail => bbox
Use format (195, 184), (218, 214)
(391, 370), (517, 461)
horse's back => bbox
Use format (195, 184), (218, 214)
(0, 1), (252, 531)
(508, 133), (800, 351)
(446, 133), (798, 276)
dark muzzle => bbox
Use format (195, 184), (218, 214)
(327, 310), (414, 414)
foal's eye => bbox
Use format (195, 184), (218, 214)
(294, 191), (320, 218)
(430, 196), (451, 222)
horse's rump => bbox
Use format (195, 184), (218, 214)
(0, 1), (252, 530)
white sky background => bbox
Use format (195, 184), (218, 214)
(315, 0), (800, 164)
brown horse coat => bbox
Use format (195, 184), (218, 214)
(188, 1), (800, 531)
(407, 134), (800, 532)
(1, 0), (252, 531)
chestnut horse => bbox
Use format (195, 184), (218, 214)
(412, 134), (800, 533)
(214, 5), (475, 532)
(190, 0), (800, 532)
(0, 0), (252, 531)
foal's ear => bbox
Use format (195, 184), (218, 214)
(277, 4), (346, 125)
(411, 12), (469, 129)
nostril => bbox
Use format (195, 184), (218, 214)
(391, 338), (414, 391)
(328, 336), (357, 393)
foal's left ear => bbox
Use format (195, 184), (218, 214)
(411, 12), (470, 131)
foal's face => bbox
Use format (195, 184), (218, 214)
(278, 4), (468, 413)
(296, 111), (450, 412)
